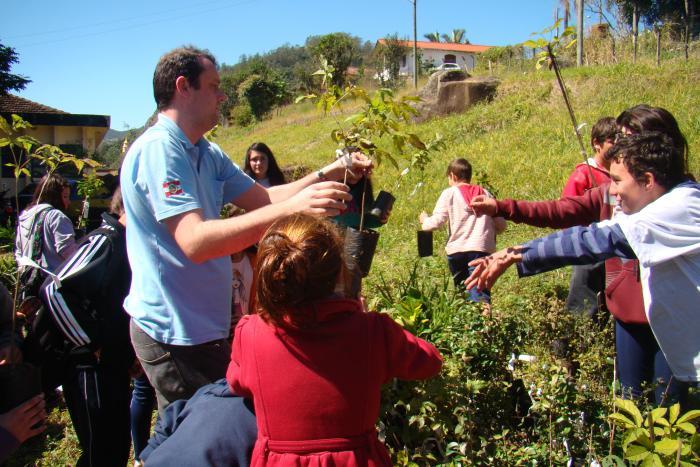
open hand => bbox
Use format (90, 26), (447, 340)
(291, 181), (352, 217)
(326, 151), (374, 184)
(464, 247), (523, 291)
(0, 395), (47, 444)
(470, 195), (498, 217)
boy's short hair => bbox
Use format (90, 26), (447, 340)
(605, 131), (686, 189)
(447, 158), (472, 182)
(590, 117), (617, 149)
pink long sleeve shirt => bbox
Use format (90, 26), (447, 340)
(421, 185), (502, 256)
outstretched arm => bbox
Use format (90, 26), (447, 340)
(470, 184), (609, 229)
(465, 222), (636, 291)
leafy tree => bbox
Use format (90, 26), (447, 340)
(374, 34), (408, 88)
(0, 42), (31, 95)
(309, 33), (357, 88)
(238, 73), (288, 120)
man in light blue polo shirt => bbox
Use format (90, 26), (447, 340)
(121, 46), (371, 412)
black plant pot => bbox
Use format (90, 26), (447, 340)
(369, 191), (395, 223)
(417, 230), (433, 257)
(0, 362), (42, 413)
(344, 227), (380, 278)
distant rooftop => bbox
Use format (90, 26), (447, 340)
(0, 94), (110, 128)
(376, 40), (493, 53)
(0, 94), (68, 114)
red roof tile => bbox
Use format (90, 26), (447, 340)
(376, 39), (492, 53)
(0, 94), (68, 115)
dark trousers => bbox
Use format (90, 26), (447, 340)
(62, 354), (132, 467)
(616, 320), (689, 407)
(447, 251), (491, 303)
(130, 320), (231, 415)
(130, 373), (156, 460)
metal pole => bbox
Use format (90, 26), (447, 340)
(576, 0), (584, 66)
(413, 0), (418, 89)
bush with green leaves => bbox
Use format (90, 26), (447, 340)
(609, 398), (700, 466)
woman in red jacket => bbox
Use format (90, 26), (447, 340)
(227, 213), (443, 466)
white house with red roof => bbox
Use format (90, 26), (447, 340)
(376, 39), (493, 76)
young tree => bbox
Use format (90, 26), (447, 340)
(0, 42), (31, 95)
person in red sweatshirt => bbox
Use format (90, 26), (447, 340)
(561, 117), (616, 316)
(227, 213), (443, 466)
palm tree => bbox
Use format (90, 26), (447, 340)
(440, 29), (470, 44)
(423, 31), (441, 42)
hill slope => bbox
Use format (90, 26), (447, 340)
(213, 57), (699, 297)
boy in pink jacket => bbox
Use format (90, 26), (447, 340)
(420, 158), (506, 303)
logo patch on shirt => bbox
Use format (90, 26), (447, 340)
(163, 180), (183, 197)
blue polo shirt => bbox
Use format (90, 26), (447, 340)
(121, 115), (255, 345)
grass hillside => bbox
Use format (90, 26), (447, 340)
(216, 57), (699, 299)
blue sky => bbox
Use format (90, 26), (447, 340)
(4, 0), (568, 130)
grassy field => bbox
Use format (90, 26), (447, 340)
(11, 54), (699, 465)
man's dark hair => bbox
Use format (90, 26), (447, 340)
(590, 116), (617, 150)
(447, 158), (472, 182)
(605, 131), (687, 189)
(153, 46), (217, 111)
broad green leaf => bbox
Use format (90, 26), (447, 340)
(668, 403), (680, 424)
(0, 138), (10, 148)
(407, 134), (426, 150)
(625, 444), (651, 461)
(608, 412), (635, 428)
(676, 409), (700, 424)
(649, 407), (668, 423)
(624, 428), (650, 450)
(676, 422), (696, 434)
(653, 438), (680, 456)
(615, 398), (644, 426)
(639, 453), (662, 467)
(522, 40), (539, 49)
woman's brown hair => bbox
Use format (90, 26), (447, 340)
(29, 173), (71, 212)
(254, 214), (345, 328)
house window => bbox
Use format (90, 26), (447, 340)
(444, 54), (457, 64)
(401, 55), (406, 67)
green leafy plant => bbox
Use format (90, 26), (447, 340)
(75, 171), (105, 229)
(609, 398), (700, 466)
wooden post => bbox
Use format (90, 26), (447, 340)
(684, 0), (691, 61)
(412, 0), (418, 89)
(656, 26), (661, 67)
(576, 0), (584, 67)
(632, 2), (639, 64)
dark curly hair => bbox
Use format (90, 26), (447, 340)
(616, 105), (689, 177)
(605, 131), (687, 190)
(243, 142), (286, 186)
(254, 214), (345, 328)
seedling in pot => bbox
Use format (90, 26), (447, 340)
(298, 60), (443, 285)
